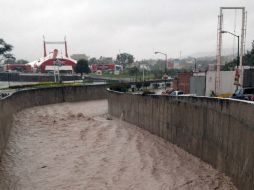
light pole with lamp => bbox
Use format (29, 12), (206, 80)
(193, 58), (197, 72)
(155, 51), (168, 90)
(221, 30), (240, 89)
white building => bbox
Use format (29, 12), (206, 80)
(205, 71), (236, 96)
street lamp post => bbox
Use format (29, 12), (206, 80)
(193, 58), (197, 72)
(221, 31), (240, 68)
(54, 59), (63, 83)
(221, 30), (240, 89)
(155, 51), (168, 90)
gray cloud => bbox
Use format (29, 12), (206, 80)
(0, 0), (253, 61)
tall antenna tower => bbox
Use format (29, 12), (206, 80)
(43, 36), (69, 58)
(216, 14), (223, 94)
(215, 7), (247, 94)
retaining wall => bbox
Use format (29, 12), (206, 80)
(0, 85), (108, 159)
(108, 90), (254, 190)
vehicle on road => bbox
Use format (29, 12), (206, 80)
(161, 89), (184, 96)
(231, 87), (254, 101)
(169, 90), (184, 96)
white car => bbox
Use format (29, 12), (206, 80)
(170, 91), (184, 96)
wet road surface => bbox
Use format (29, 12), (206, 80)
(0, 100), (236, 190)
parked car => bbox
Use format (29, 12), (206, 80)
(231, 87), (254, 101)
(161, 89), (185, 96)
(169, 90), (184, 96)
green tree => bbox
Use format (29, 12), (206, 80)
(221, 60), (237, 71)
(76, 59), (91, 76)
(116, 53), (134, 67)
(151, 69), (163, 79)
(16, 59), (29, 64)
(0, 38), (15, 63)
(98, 56), (113, 65)
(4, 57), (16, 64)
(167, 69), (179, 77)
(222, 40), (254, 70)
(152, 59), (165, 71)
(243, 40), (254, 66)
(128, 66), (139, 76)
(88, 57), (98, 65)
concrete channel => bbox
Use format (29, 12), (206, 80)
(0, 85), (252, 189)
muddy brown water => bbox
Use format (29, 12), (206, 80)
(0, 100), (236, 190)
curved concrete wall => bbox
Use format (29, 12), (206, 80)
(108, 90), (254, 190)
(0, 85), (108, 159)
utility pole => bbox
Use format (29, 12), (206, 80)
(216, 7), (247, 93)
(142, 66), (145, 82)
(155, 51), (168, 90)
(194, 58), (197, 72)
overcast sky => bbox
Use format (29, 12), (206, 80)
(0, 0), (253, 61)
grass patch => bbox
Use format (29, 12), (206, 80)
(8, 82), (82, 89)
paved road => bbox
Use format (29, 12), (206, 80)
(0, 100), (236, 190)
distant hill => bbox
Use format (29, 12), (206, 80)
(190, 48), (238, 58)
(191, 51), (216, 58)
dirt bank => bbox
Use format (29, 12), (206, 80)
(0, 100), (236, 190)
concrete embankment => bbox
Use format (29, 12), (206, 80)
(108, 90), (254, 190)
(0, 85), (108, 159)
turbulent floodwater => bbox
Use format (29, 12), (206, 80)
(0, 100), (236, 190)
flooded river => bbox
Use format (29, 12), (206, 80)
(0, 100), (236, 190)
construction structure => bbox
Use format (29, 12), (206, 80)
(28, 36), (76, 76)
(91, 64), (123, 75)
(43, 36), (69, 58)
(3, 64), (32, 73)
(216, 7), (247, 94)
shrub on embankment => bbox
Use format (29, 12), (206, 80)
(109, 83), (131, 92)
(6, 82), (81, 89)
